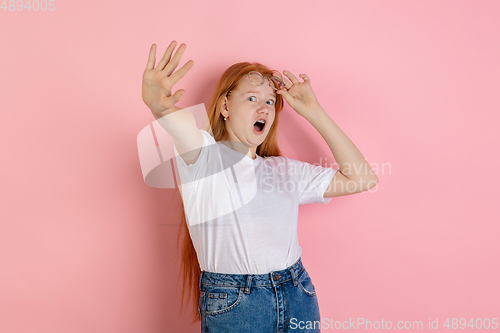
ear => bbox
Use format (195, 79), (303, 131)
(220, 96), (229, 117)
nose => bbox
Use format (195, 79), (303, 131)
(257, 102), (270, 114)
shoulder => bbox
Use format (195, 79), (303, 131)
(200, 129), (216, 145)
(259, 156), (304, 174)
(260, 155), (289, 166)
(259, 156), (331, 176)
(261, 155), (306, 166)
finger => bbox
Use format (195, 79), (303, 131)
(283, 70), (300, 85)
(281, 75), (294, 90)
(156, 40), (178, 71)
(277, 89), (292, 105)
(299, 74), (310, 82)
(146, 43), (157, 70)
(163, 43), (188, 77)
(162, 89), (185, 110)
(168, 59), (194, 86)
(171, 89), (185, 103)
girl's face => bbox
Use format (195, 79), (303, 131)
(221, 75), (277, 157)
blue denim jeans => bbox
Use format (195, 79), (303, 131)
(199, 257), (321, 332)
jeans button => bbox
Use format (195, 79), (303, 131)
(273, 274), (282, 281)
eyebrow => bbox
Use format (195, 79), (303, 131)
(245, 90), (276, 98)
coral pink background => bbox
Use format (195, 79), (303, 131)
(1, 0), (499, 332)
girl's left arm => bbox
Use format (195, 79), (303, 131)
(277, 70), (379, 197)
(307, 106), (379, 197)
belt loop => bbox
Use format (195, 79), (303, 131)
(269, 272), (276, 287)
(289, 267), (298, 286)
(245, 275), (252, 294)
(199, 271), (204, 290)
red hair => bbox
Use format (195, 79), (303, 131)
(176, 62), (285, 323)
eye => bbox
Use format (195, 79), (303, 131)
(247, 96), (275, 106)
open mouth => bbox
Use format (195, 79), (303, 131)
(253, 119), (266, 134)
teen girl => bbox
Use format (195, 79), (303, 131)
(142, 40), (379, 332)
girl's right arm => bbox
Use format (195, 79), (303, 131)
(142, 41), (203, 166)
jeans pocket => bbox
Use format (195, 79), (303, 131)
(297, 268), (317, 297)
(203, 286), (244, 316)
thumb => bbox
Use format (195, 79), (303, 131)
(173, 89), (185, 102)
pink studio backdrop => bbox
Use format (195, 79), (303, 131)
(1, 0), (499, 332)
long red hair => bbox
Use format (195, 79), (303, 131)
(176, 62), (285, 323)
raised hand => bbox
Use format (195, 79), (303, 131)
(276, 70), (322, 120)
(142, 41), (194, 119)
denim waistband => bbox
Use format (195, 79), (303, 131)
(199, 257), (304, 291)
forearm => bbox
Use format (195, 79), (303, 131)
(306, 107), (379, 185)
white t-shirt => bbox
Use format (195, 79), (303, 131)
(173, 129), (337, 274)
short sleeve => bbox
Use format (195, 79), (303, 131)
(173, 129), (219, 184)
(287, 158), (338, 205)
(173, 129), (214, 167)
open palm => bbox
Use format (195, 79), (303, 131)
(142, 41), (194, 119)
